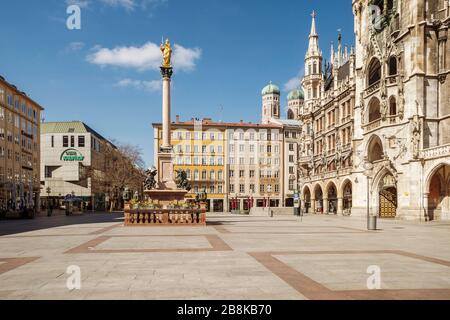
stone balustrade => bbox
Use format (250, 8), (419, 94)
(421, 144), (450, 160)
(363, 119), (381, 132)
(365, 81), (380, 96)
(124, 209), (207, 226)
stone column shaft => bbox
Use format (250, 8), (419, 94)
(323, 197), (329, 215)
(337, 197), (344, 216)
(162, 76), (171, 150)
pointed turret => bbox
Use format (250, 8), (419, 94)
(302, 11), (323, 105)
(307, 11), (321, 58)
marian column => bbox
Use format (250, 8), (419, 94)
(157, 39), (176, 188)
(160, 39), (173, 152)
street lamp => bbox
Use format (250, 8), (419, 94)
(363, 160), (376, 230)
(267, 185), (273, 217)
(46, 187), (52, 217)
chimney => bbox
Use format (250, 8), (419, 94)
(176, 115), (180, 123)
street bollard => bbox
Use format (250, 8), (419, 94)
(368, 215), (377, 230)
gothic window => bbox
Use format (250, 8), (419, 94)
(287, 109), (295, 120)
(389, 96), (397, 116)
(388, 56), (397, 76)
(368, 58), (381, 86)
(368, 97), (381, 122)
(313, 62), (318, 74)
(367, 135), (384, 163)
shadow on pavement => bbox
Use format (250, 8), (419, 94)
(0, 212), (124, 236)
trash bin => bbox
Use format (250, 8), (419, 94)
(368, 215), (377, 230)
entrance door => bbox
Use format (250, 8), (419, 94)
(379, 187), (397, 218)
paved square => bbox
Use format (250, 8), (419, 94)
(0, 213), (450, 300)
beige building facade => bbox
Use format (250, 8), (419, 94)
(351, 0), (450, 220)
(40, 121), (117, 211)
(0, 75), (43, 213)
(295, 1), (450, 221)
(153, 115), (302, 212)
(297, 13), (357, 216)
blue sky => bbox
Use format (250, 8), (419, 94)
(0, 0), (354, 166)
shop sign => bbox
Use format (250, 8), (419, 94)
(61, 149), (85, 162)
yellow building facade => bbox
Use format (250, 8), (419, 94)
(153, 119), (227, 212)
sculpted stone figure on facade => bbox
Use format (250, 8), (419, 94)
(360, 92), (365, 123)
(411, 115), (421, 159)
(380, 99), (388, 120)
(398, 72), (405, 119)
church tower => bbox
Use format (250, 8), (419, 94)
(301, 11), (323, 110)
(261, 81), (281, 124)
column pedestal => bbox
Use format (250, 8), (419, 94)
(157, 152), (177, 190)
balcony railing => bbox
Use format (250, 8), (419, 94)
(365, 81), (380, 96)
(420, 144), (450, 160)
(342, 143), (352, 150)
(341, 116), (352, 123)
(386, 75), (397, 85)
(386, 115), (398, 124)
(363, 119), (381, 132)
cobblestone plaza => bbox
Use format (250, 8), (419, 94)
(0, 213), (449, 300)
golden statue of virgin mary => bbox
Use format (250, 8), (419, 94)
(160, 38), (172, 68)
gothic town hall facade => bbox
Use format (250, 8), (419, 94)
(296, 0), (450, 221)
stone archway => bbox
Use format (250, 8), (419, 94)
(378, 173), (398, 219)
(341, 179), (353, 215)
(302, 186), (311, 214)
(368, 97), (382, 123)
(326, 181), (338, 215)
(367, 135), (384, 163)
(426, 164), (450, 221)
(314, 184), (324, 214)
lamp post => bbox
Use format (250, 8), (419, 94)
(363, 161), (375, 230)
(267, 185), (273, 217)
(71, 190), (75, 215)
(46, 187), (52, 217)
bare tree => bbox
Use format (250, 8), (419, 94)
(100, 140), (146, 211)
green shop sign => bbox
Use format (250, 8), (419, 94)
(61, 149), (85, 162)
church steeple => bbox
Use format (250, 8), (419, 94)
(302, 11), (323, 104)
(307, 11), (321, 58)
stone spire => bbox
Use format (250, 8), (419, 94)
(330, 42), (335, 66)
(337, 31), (342, 67)
(307, 11), (320, 57)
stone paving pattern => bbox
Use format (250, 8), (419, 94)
(0, 213), (450, 300)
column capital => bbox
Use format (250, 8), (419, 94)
(160, 66), (173, 79)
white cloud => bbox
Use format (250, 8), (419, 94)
(284, 77), (300, 92)
(87, 41), (202, 72)
(283, 68), (305, 92)
(100, 0), (135, 11)
(115, 78), (162, 92)
(172, 44), (202, 72)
